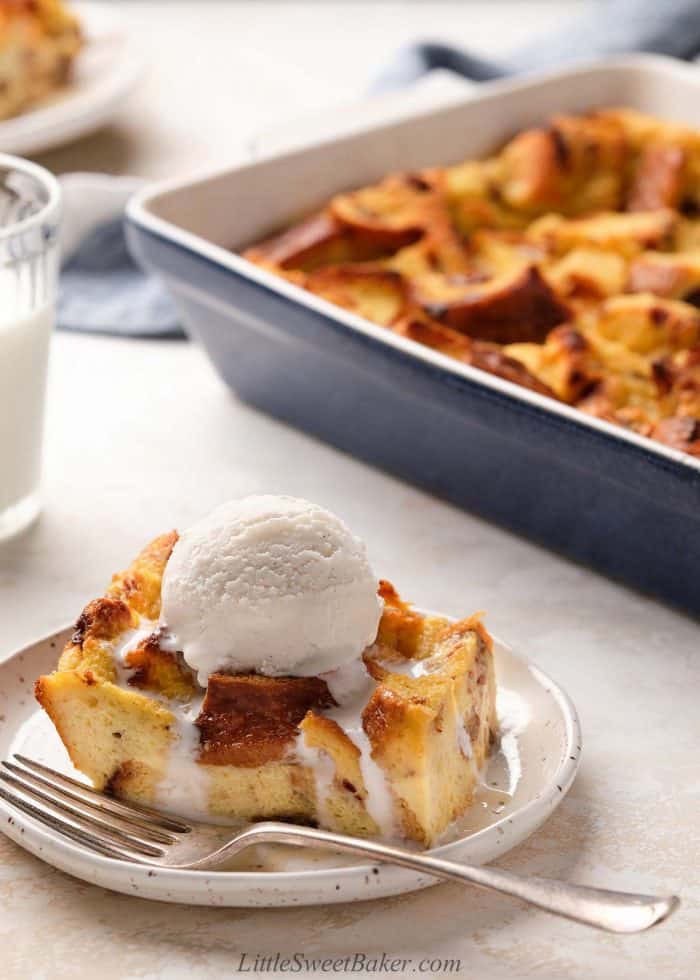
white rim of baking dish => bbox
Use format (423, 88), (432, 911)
(127, 53), (700, 479)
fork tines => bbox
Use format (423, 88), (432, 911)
(0, 754), (190, 863)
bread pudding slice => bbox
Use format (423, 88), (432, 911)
(0, 0), (82, 122)
(36, 534), (497, 846)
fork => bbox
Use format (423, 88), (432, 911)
(0, 754), (679, 933)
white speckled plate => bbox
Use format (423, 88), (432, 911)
(0, 623), (581, 906)
(0, 4), (144, 157)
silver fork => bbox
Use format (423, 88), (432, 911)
(0, 754), (679, 933)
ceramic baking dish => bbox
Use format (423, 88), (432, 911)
(126, 55), (700, 614)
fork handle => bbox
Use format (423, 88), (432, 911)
(189, 822), (679, 934)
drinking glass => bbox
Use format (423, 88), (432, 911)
(0, 155), (61, 541)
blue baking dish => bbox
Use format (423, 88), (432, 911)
(127, 56), (700, 614)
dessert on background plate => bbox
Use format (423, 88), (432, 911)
(0, 0), (82, 121)
(35, 496), (497, 847)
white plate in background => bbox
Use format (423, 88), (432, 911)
(0, 621), (581, 906)
(0, 3), (144, 157)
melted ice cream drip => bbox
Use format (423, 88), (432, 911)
(495, 687), (528, 796)
(456, 717), (474, 760)
(108, 620), (210, 820)
(111, 625), (154, 685)
(156, 628), (180, 653)
(154, 693), (209, 820)
(293, 730), (336, 830)
(375, 650), (444, 678)
(296, 657), (397, 839)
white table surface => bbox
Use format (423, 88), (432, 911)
(1, 3), (698, 979)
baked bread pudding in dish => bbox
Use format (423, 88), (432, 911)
(244, 108), (700, 457)
(35, 497), (496, 846)
(0, 0), (82, 121)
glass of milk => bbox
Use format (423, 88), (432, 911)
(0, 155), (61, 541)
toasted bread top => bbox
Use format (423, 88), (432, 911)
(243, 107), (700, 456)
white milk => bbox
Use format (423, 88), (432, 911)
(0, 301), (53, 525)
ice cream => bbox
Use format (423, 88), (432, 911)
(160, 496), (382, 686)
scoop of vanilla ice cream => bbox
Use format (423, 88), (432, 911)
(160, 496), (382, 685)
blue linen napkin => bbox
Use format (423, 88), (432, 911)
(60, 217), (181, 338)
(58, 172), (182, 338)
(372, 0), (700, 90)
(60, 0), (700, 338)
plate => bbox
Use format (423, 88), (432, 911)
(0, 3), (144, 157)
(0, 622), (581, 907)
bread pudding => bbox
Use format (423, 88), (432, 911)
(243, 108), (700, 457)
(35, 498), (496, 846)
(0, 0), (82, 121)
